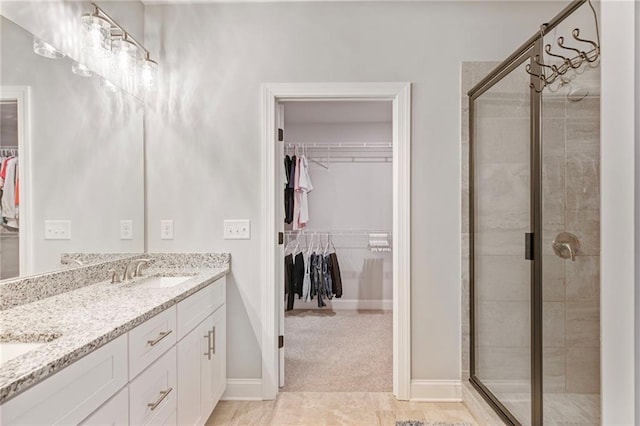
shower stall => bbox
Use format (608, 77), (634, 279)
(467, 0), (600, 424)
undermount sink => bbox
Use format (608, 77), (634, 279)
(134, 275), (194, 288)
(0, 334), (60, 365)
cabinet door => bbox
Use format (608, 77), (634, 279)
(200, 313), (216, 421)
(209, 305), (227, 406)
(177, 319), (207, 426)
(80, 386), (129, 425)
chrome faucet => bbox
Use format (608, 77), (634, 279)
(123, 258), (152, 281)
(134, 258), (152, 277)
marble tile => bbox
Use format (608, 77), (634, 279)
(566, 119), (600, 162)
(542, 255), (566, 302)
(543, 302), (565, 348)
(566, 96), (600, 119)
(566, 209), (600, 256)
(475, 163), (530, 215)
(477, 301), (530, 347)
(566, 160), (600, 210)
(462, 99), (470, 143)
(566, 256), (600, 302)
(462, 332), (470, 377)
(475, 212), (529, 256)
(541, 210), (566, 257)
(542, 101), (566, 121)
(475, 256), (529, 302)
(566, 301), (600, 348)
(542, 156), (566, 213)
(476, 347), (530, 382)
(475, 118), (529, 164)
(462, 279), (470, 333)
(476, 97), (530, 119)
(566, 347), (600, 394)
(543, 347), (566, 393)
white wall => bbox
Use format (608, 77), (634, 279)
(285, 118), (393, 305)
(0, 11), (144, 274)
(601, 0), (637, 424)
(635, 1), (639, 423)
(144, 1), (561, 387)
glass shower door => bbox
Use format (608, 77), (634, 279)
(470, 58), (532, 425)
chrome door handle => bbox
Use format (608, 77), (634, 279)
(211, 326), (216, 355)
(147, 330), (172, 346)
(204, 332), (212, 360)
(147, 387), (172, 411)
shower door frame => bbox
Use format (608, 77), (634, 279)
(468, 1), (590, 425)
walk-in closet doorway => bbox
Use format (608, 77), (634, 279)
(260, 83), (411, 401)
(280, 100), (394, 393)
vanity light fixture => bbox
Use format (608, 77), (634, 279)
(101, 78), (120, 93)
(80, 9), (112, 57)
(139, 53), (158, 90)
(71, 61), (93, 78)
(81, 3), (158, 91)
(33, 37), (64, 59)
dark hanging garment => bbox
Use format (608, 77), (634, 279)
(284, 254), (294, 310)
(329, 253), (343, 298)
(284, 156), (294, 224)
(323, 255), (333, 300)
(293, 252), (305, 299)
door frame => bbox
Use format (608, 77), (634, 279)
(260, 82), (411, 400)
(0, 86), (32, 276)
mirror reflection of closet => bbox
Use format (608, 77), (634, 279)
(0, 99), (20, 279)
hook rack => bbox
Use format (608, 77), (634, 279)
(525, 0), (600, 93)
(0, 147), (18, 157)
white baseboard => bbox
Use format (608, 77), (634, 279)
(410, 379), (462, 402)
(292, 299), (392, 311)
(221, 379), (263, 400)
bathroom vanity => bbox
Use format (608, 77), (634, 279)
(0, 254), (229, 425)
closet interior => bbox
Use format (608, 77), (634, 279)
(280, 100), (393, 392)
(0, 100), (19, 279)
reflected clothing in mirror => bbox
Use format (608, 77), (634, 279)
(0, 155), (19, 230)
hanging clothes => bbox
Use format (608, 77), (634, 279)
(329, 252), (343, 298)
(284, 155), (294, 224)
(294, 155), (313, 229)
(284, 253), (294, 311)
(302, 252), (312, 302)
(0, 156), (19, 229)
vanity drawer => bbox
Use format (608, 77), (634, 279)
(129, 346), (177, 426)
(0, 334), (128, 425)
(129, 306), (177, 379)
(177, 277), (225, 340)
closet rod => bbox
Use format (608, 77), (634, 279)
(283, 142), (391, 149)
(284, 230), (392, 236)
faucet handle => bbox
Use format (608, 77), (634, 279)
(109, 269), (121, 284)
(134, 258), (152, 277)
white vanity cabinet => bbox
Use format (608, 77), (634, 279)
(0, 275), (227, 426)
(0, 334), (128, 425)
(176, 277), (226, 426)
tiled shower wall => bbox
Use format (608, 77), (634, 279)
(461, 62), (600, 394)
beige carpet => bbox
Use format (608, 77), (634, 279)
(282, 309), (392, 392)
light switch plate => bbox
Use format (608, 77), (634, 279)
(120, 220), (133, 240)
(223, 219), (251, 240)
(44, 220), (71, 240)
(160, 220), (174, 240)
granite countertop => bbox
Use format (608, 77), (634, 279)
(0, 265), (229, 403)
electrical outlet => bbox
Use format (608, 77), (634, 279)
(44, 220), (71, 240)
(160, 220), (174, 240)
(120, 220), (133, 240)
(223, 219), (250, 240)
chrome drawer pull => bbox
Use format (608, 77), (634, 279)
(204, 332), (212, 360)
(148, 387), (173, 411)
(211, 326), (216, 355)
(147, 330), (172, 346)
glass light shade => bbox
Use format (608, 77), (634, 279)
(101, 78), (120, 93)
(139, 58), (158, 90)
(112, 38), (140, 74)
(33, 37), (64, 59)
(81, 14), (112, 57)
(71, 61), (93, 78)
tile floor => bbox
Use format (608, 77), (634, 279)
(206, 392), (480, 425)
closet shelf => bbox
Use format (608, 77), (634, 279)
(284, 142), (392, 166)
